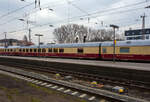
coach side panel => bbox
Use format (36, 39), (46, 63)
(101, 46), (150, 61)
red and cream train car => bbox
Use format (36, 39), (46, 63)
(0, 40), (150, 61)
(101, 40), (150, 61)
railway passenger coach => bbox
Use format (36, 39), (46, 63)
(101, 40), (150, 61)
(0, 40), (150, 61)
(0, 43), (101, 59)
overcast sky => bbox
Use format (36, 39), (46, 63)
(0, 0), (150, 44)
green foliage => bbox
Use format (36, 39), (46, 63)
(31, 97), (41, 102)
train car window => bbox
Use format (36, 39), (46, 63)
(78, 48), (83, 53)
(7, 49), (9, 52)
(38, 49), (41, 53)
(59, 48), (64, 53)
(30, 49), (33, 52)
(102, 48), (107, 53)
(53, 48), (58, 53)
(42, 48), (46, 53)
(23, 49), (25, 52)
(10, 49), (13, 52)
(19, 49), (21, 52)
(48, 48), (52, 52)
(120, 47), (130, 53)
(26, 49), (29, 52)
(34, 49), (37, 52)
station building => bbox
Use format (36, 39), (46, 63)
(0, 39), (34, 47)
(125, 28), (150, 40)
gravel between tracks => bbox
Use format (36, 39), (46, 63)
(0, 74), (86, 102)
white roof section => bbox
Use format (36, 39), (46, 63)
(0, 46), (4, 48)
(6, 46), (21, 48)
(41, 42), (101, 48)
(3, 42), (101, 49)
(101, 40), (150, 47)
(1, 40), (150, 48)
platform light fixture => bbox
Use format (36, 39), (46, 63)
(35, 34), (43, 55)
(110, 24), (119, 63)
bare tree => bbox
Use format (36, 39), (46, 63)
(53, 24), (88, 43)
(53, 24), (124, 43)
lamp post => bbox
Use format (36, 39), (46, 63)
(110, 24), (119, 62)
(35, 34), (43, 55)
(4, 32), (7, 48)
(18, 19), (36, 42)
(145, 5), (150, 29)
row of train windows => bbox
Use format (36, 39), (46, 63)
(19, 48), (64, 53)
(3, 48), (64, 53)
(2, 48), (84, 53)
(103, 47), (130, 53)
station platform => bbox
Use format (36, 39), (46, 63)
(0, 56), (150, 71)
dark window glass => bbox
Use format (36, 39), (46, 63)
(59, 48), (64, 53)
(30, 49), (33, 52)
(34, 49), (37, 52)
(120, 47), (130, 53)
(146, 36), (149, 39)
(10, 49), (13, 52)
(8, 49), (9, 52)
(48, 48), (52, 52)
(42, 48), (46, 52)
(54, 48), (58, 53)
(26, 49), (29, 52)
(77, 48), (83, 53)
(103, 48), (107, 53)
(19, 49), (21, 52)
(23, 49), (25, 52)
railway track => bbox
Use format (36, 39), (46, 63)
(0, 60), (149, 101)
(0, 61), (149, 91)
(0, 65), (148, 102)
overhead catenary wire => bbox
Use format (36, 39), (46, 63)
(0, 2), (34, 20)
(0, 0), (80, 27)
(3, 0), (150, 35)
(6, 6), (147, 35)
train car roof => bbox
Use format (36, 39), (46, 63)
(41, 42), (101, 48)
(101, 40), (150, 46)
(3, 42), (101, 49)
(0, 46), (4, 48)
(6, 46), (21, 48)
(2, 40), (150, 48)
(19, 42), (101, 49)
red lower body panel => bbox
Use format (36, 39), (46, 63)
(102, 54), (150, 61)
(0, 52), (100, 59)
(1, 52), (150, 61)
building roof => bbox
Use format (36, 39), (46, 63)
(0, 39), (19, 43)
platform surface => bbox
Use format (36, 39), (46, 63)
(0, 56), (150, 71)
